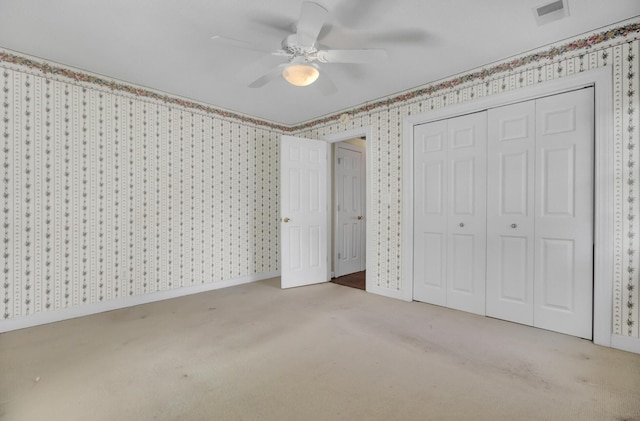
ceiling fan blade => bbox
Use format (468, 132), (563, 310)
(248, 64), (287, 88)
(318, 25), (429, 48)
(365, 29), (430, 45)
(317, 49), (388, 63)
(296, 1), (328, 46)
(211, 35), (271, 53)
(334, 0), (386, 29)
(248, 13), (294, 35)
(316, 72), (338, 96)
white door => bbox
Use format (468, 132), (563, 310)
(413, 112), (487, 315)
(335, 144), (365, 277)
(280, 135), (329, 289)
(414, 119), (448, 306)
(486, 88), (594, 338)
(446, 112), (487, 315)
(486, 100), (536, 325)
(414, 88), (593, 338)
(534, 88), (593, 339)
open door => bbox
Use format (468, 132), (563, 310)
(280, 135), (329, 288)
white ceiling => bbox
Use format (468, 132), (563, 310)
(0, 0), (639, 126)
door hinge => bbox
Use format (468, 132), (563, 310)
(338, 252), (341, 259)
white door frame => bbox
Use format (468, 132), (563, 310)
(402, 67), (614, 347)
(323, 127), (373, 293)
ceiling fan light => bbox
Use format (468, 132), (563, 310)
(282, 64), (320, 87)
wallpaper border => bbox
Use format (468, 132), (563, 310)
(0, 49), (291, 133)
(295, 20), (640, 130)
(1, 20), (639, 132)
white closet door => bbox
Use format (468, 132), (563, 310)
(446, 112), (487, 315)
(486, 101), (536, 325)
(414, 119), (448, 306)
(414, 113), (487, 314)
(534, 88), (594, 339)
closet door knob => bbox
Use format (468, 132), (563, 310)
(459, 222), (464, 227)
(283, 217), (290, 223)
(511, 223), (517, 228)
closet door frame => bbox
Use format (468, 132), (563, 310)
(402, 67), (613, 348)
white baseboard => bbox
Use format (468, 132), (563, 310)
(366, 283), (410, 301)
(0, 271), (280, 333)
(611, 334), (640, 354)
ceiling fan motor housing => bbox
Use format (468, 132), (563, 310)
(280, 33), (318, 62)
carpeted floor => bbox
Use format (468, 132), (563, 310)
(1, 278), (639, 421)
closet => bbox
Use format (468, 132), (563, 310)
(413, 87), (594, 339)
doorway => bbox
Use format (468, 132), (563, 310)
(332, 138), (366, 276)
(324, 128), (372, 292)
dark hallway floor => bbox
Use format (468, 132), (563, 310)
(331, 271), (365, 290)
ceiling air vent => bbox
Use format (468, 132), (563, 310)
(533, 0), (569, 25)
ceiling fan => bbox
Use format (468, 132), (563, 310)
(215, 1), (388, 92)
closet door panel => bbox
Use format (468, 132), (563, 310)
(446, 112), (487, 315)
(486, 101), (535, 325)
(534, 87), (593, 339)
(449, 234), (474, 293)
(498, 236), (529, 301)
(413, 120), (448, 305)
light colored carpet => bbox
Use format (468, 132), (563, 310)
(1, 278), (639, 421)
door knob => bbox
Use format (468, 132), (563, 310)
(357, 215), (363, 220)
(511, 223), (517, 228)
(459, 222), (464, 227)
(283, 217), (290, 223)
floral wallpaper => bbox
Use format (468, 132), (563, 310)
(0, 67), (281, 320)
(623, 40), (639, 337)
(1, 18), (640, 341)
